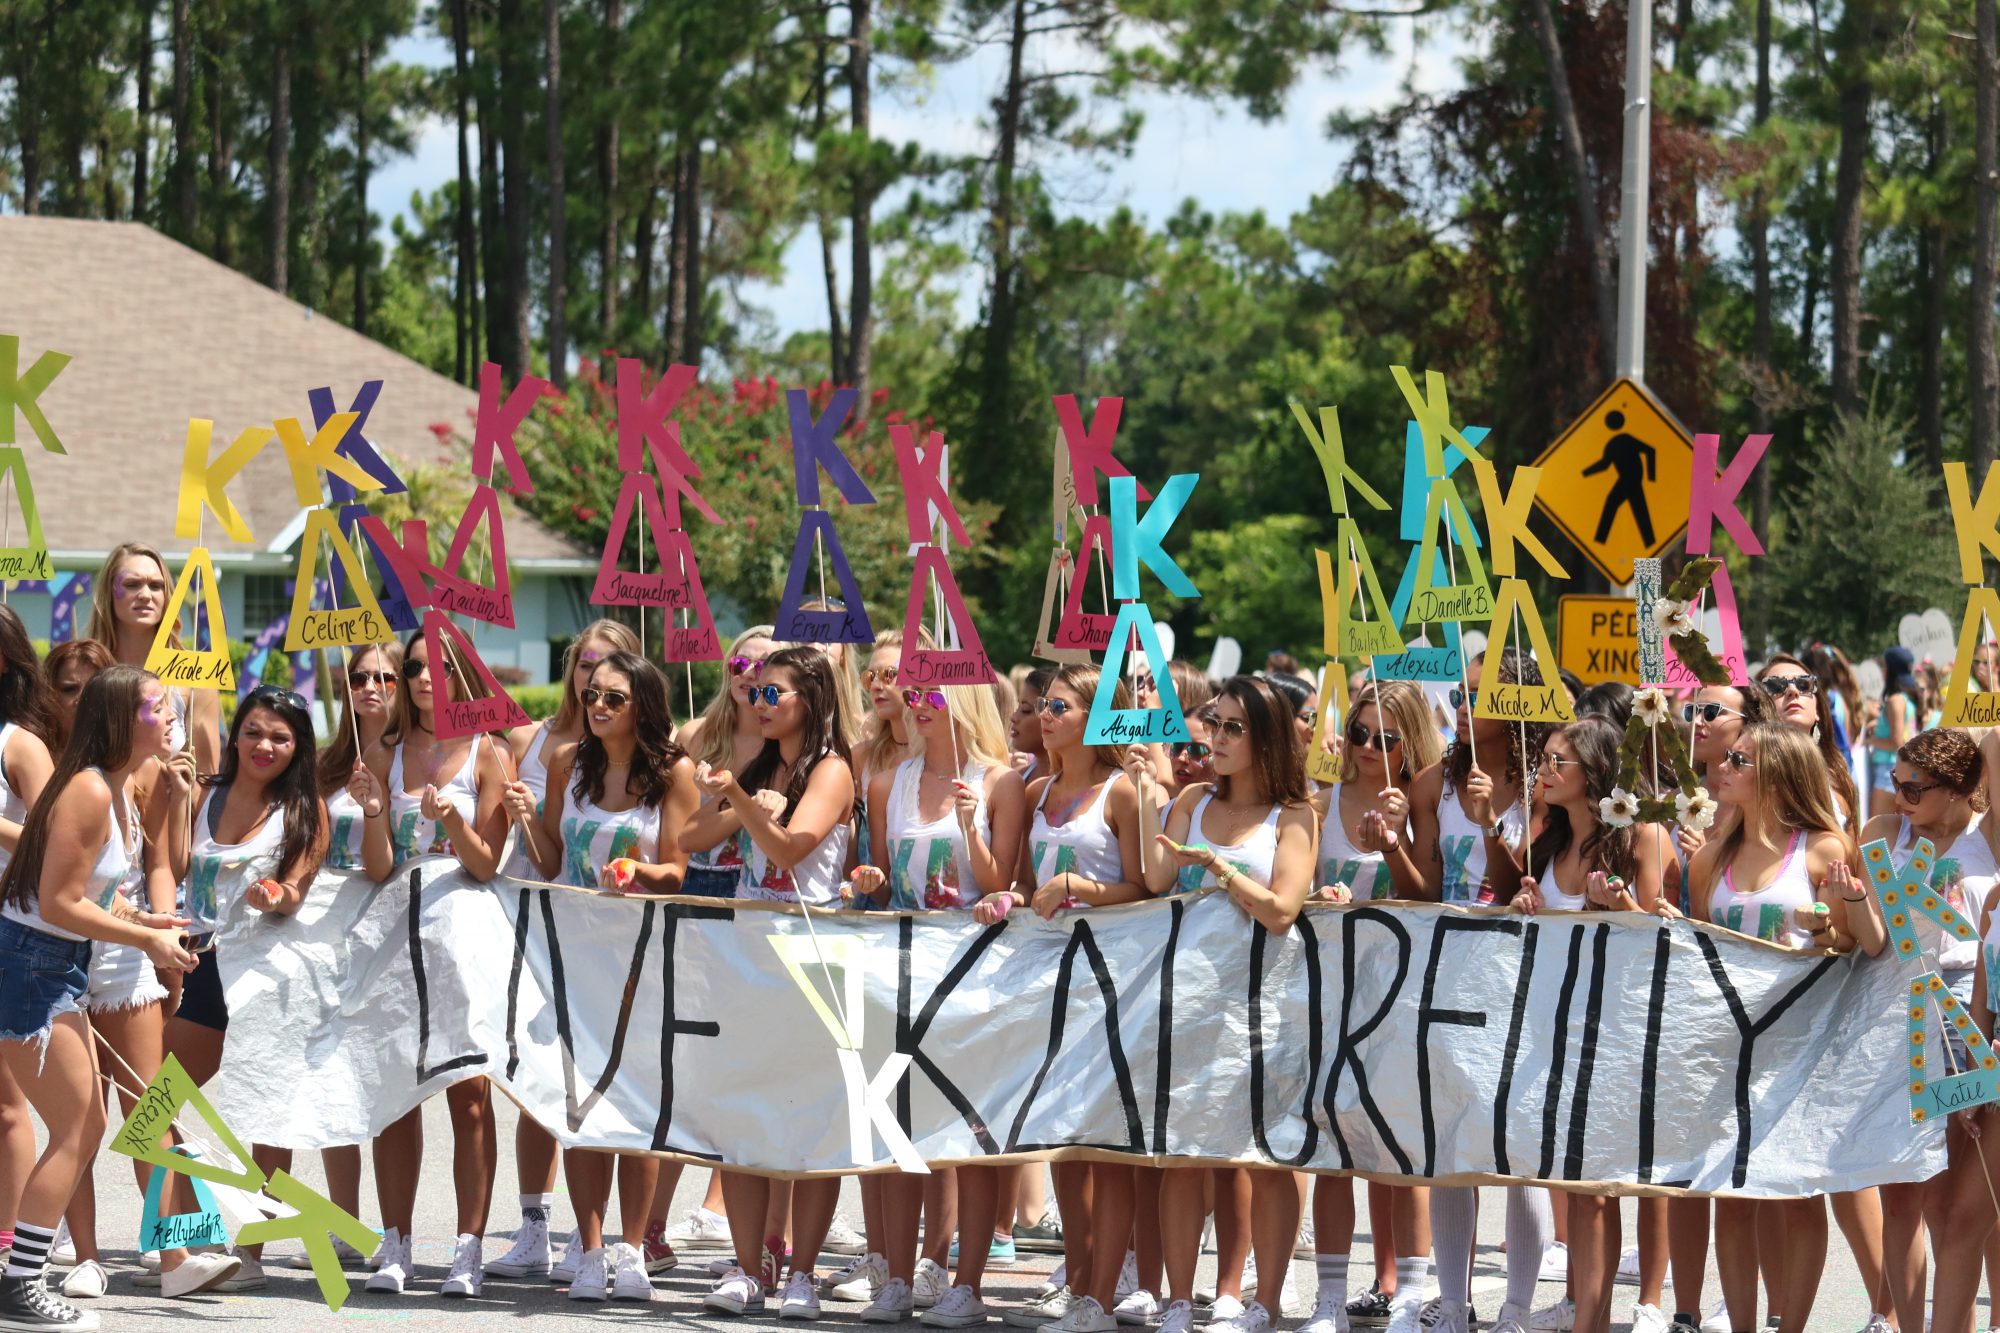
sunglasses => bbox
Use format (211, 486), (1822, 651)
(1449, 687), (1478, 710)
(1896, 777), (1942, 804)
(1037, 697), (1075, 717)
(349, 669), (397, 690)
(861, 666), (899, 688)
(1347, 722), (1400, 749)
(403, 658), (430, 680)
(1198, 713), (1249, 741)
(581, 687), (630, 711)
(1171, 741), (1211, 761)
(1723, 748), (1756, 771)
(728, 655), (765, 678)
(1135, 673), (1156, 693)
(749, 684), (798, 707)
(247, 685), (309, 712)
(1544, 753), (1582, 773)
(1681, 702), (1742, 724)
(1760, 674), (1818, 698)
(1299, 706), (1318, 726)
(902, 687), (949, 711)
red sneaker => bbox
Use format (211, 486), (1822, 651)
(759, 1235), (790, 1293)
(641, 1219), (678, 1275)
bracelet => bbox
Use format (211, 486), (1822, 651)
(1842, 892), (1868, 902)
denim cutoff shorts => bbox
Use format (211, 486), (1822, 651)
(0, 915), (91, 1057)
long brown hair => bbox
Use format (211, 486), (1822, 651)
(0, 605), (60, 747)
(2, 665), (154, 912)
(549, 619), (642, 736)
(737, 647), (851, 822)
(42, 639), (114, 749)
(1204, 675), (1309, 807)
(1758, 652), (1860, 831)
(573, 652), (685, 807)
(1444, 649), (1557, 791)
(1528, 718), (1634, 881)
(87, 542), (179, 653)
(1713, 722), (1850, 864)
(319, 641), (402, 795)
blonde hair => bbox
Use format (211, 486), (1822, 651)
(1715, 722), (1851, 862)
(1346, 681), (1442, 785)
(88, 542), (179, 654)
(1046, 662), (1131, 774)
(549, 619), (642, 735)
(320, 640), (403, 794)
(856, 628), (931, 781)
(689, 624), (775, 769)
(936, 683), (1010, 771)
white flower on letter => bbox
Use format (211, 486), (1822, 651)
(1652, 598), (1696, 639)
(1676, 787), (1718, 832)
(1599, 787), (1640, 828)
(1632, 687), (1672, 728)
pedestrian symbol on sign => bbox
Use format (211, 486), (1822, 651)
(1582, 411), (1657, 547)
(1529, 377), (1695, 585)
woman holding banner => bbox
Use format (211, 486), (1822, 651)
(504, 649), (698, 1304)
(0, 665), (224, 1329)
(682, 646), (856, 1317)
(972, 663), (1147, 1333)
(350, 627), (513, 1299)
(1405, 651), (1543, 907)
(1671, 721), (1868, 1333)
(677, 626), (779, 900)
(85, 542), (219, 777)
(1510, 717), (1670, 1333)
(847, 681), (1025, 1327)
(1129, 675), (1316, 1333)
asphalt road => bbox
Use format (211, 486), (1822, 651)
(45, 1094), (1936, 1332)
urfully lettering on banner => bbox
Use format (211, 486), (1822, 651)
(207, 858), (1943, 1196)
(773, 387), (876, 644)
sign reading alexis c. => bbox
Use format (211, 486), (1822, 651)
(205, 858), (1940, 1196)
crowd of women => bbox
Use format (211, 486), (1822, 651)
(0, 541), (1994, 1333)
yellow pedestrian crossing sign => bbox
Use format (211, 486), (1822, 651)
(1531, 378), (1695, 584)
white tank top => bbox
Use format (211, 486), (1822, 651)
(0, 723), (27, 882)
(1710, 830), (1818, 948)
(184, 785), (288, 934)
(882, 758), (991, 910)
(1898, 816), (1997, 976)
(1028, 771), (1127, 906)
(1174, 790), (1282, 895)
(503, 724), (560, 880)
(0, 746), (128, 942)
(1535, 856), (1590, 912)
(558, 781), (661, 890)
(1438, 775), (1528, 904)
(1320, 786), (1393, 900)
(387, 735), (483, 864)
(738, 759), (853, 907)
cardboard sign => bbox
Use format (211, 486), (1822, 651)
(1052, 394), (1149, 508)
(273, 412), (378, 508)
(235, 1168), (381, 1312)
(1053, 514), (1117, 652)
(1290, 401), (1390, 516)
(1900, 608), (1958, 665)
(422, 611), (533, 739)
(347, 513), (436, 615)
(614, 359), (700, 473)
(892, 425), (971, 549)
(336, 504), (421, 632)
(773, 511), (874, 645)
(1109, 474), (1199, 601)
(472, 361), (550, 495)
(1530, 377), (1695, 583)
(591, 470), (688, 609)
(1474, 579), (1574, 723)
(139, 1148), (228, 1252)
(1390, 366), (1489, 477)
(897, 547), (996, 687)
(660, 531), (722, 663)
(1051, 431), (1080, 545)
(0, 447), (51, 579)
(1558, 594), (1640, 684)
(285, 510), (395, 651)
(429, 484), (515, 628)
(0, 335), (70, 453)
(310, 381), (407, 505)
(146, 549), (234, 691)
(1632, 559), (1667, 685)
(1405, 478), (1492, 623)
(111, 1053), (264, 1192)
(1031, 551), (1093, 666)
(1375, 549), (1466, 684)
(1688, 432), (1771, 557)
(1084, 603), (1187, 744)
(1316, 524), (1402, 659)
(1471, 458), (1568, 580)
(787, 388), (874, 507)
(1305, 665), (1350, 786)
(1943, 588), (2000, 727)
(176, 419), (272, 542)
(1658, 562), (1750, 687)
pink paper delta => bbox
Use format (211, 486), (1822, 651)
(420, 611), (532, 740)
(659, 533), (721, 663)
(1052, 393), (1150, 508)
(591, 471), (693, 609)
(897, 547), (996, 688)
(428, 484), (516, 628)
(1054, 515), (1117, 651)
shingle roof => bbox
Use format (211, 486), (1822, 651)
(0, 215), (583, 563)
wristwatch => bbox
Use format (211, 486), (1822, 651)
(1485, 821), (1508, 839)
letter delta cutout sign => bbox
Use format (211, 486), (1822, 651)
(1033, 434), (1093, 665)
(147, 548), (234, 690)
(894, 425), (995, 687)
(1086, 473), (1198, 746)
(1471, 459), (1574, 725)
(1861, 837), (2000, 1120)
(0, 448), (51, 580)
(774, 388), (876, 645)
(285, 510), (396, 650)
(1305, 664), (1349, 786)
(422, 611), (532, 739)
(427, 484), (516, 628)
(1943, 462), (2000, 726)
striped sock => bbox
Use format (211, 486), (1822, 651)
(4, 1222), (55, 1279)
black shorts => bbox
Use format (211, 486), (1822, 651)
(175, 946), (229, 1033)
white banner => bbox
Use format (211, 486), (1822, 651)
(208, 858), (1944, 1198)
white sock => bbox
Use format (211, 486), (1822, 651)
(1504, 1187), (1553, 1312)
(1315, 1252), (1350, 1302)
(521, 1192), (554, 1223)
(1391, 1257), (1428, 1310)
(1428, 1187), (1476, 1304)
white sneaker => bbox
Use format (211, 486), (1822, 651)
(1526, 1298), (1575, 1331)
(1115, 1252), (1141, 1302)
(440, 1234), (482, 1298)
(291, 1231), (373, 1270)
(830, 1252), (891, 1301)
(1115, 1290), (1162, 1325)
(1386, 1290), (1424, 1333)
(866, 1276), (919, 1323)
(709, 1253), (746, 1277)
(782, 1269), (824, 1320)
(1160, 1299), (1197, 1333)
(49, 1221), (75, 1268)
(1536, 1243), (1567, 1284)
(1045, 1294), (1120, 1333)
(1487, 1304), (1530, 1333)
(670, 1205), (735, 1248)
(218, 1254), (267, 1292)
(570, 1247), (610, 1301)
(1698, 1302), (1730, 1333)
(1630, 1304), (1670, 1333)
(1211, 1298), (1274, 1333)
(610, 1241), (655, 1300)
(1295, 1217), (1316, 1261)
(365, 1230), (412, 1294)
(1616, 1247), (1641, 1286)
(925, 1285), (992, 1328)
(1421, 1298), (1469, 1333)
(1008, 1286), (1075, 1328)
(707, 1267), (768, 1314)
(485, 1214), (551, 1278)
(916, 1257), (951, 1309)
(1208, 1295), (1248, 1325)
(162, 1250), (242, 1298)
(550, 1229), (584, 1284)
(1040, 1262), (1070, 1299)
(60, 1260), (108, 1299)
(823, 1214), (868, 1257)
(1300, 1285), (1350, 1333)
(1860, 1316), (1893, 1333)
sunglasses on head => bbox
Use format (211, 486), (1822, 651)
(581, 687), (630, 711)
(1449, 687), (1478, 710)
(1723, 748), (1756, 771)
(247, 685), (309, 712)
(1037, 697), (1075, 717)
(1896, 776), (1942, 804)
(861, 666), (899, 688)
(1760, 674), (1818, 698)
(1172, 741), (1211, 761)
(349, 669), (397, 690)
(728, 655), (764, 678)
(1347, 721), (1400, 749)
(749, 684), (797, 707)
(1681, 701), (1742, 724)
(902, 687), (949, 711)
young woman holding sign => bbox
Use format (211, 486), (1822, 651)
(1668, 722), (1867, 1333)
(677, 625), (779, 900)
(681, 646), (856, 1317)
(971, 663), (1147, 1333)
(1756, 654), (1861, 834)
(505, 650), (698, 1304)
(847, 682), (1025, 1327)
(1127, 675), (1316, 1333)
(0, 666), (228, 1330)
(350, 627), (513, 1299)
(86, 542), (220, 778)
(1510, 718), (1670, 1333)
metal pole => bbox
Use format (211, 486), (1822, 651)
(1615, 0), (1653, 382)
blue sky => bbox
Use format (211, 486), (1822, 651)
(373, 17), (1470, 339)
